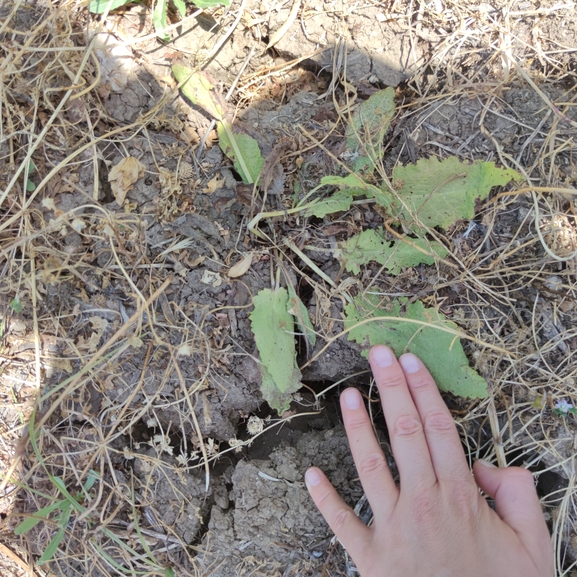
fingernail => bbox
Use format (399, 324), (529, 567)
(371, 346), (395, 367)
(342, 388), (362, 410)
(399, 353), (421, 374)
(305, 468), (321, 487)
(477, 459), (497, 468)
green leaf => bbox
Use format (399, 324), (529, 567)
(10, 297), (22, 313)
(338, 228), (448, 274)
(250, 288), (302, 413)
(89, 0), (134, 13)
(391, 158), (522, 229)
(305, 189), (353, 218)
(37, 504), (72, 565)
(218, 122), (264, 184)
(172, 65), (223, 120)
(193, 0), (230, 7)
(83, 470), (99, 491)
(14, 500), (68, 535)
(153, 0), (170, 41)
(346, 88), (395, 173)
(172, 0), (187, 17)
(287, 284), (316, 347)
(345, 295), (488, 399)
(26, 179), (36, 192)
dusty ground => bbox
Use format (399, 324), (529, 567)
(1, 0), (577, 575)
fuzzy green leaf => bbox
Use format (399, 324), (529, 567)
(338, 228), (447, 274)
(89, 0), (133, 13)
(391, 158), (522, 229)
(345, 295), (488, 399)
(10, 297), (22, 313)
(193, 0), (230, 7)
(218, 123), (263, 184)
(172, 65), (223, 120)
(287, 284), (316, 347)
(250, 288), (302, 413)
(346, 88), (395, 173)
(305, 189), (353, 218)
(153, 0), (170, 41)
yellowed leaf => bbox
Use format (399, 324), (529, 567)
(228, 253), (253, 278)
(108, 156), (146, 206)
(202, 174), (225, 194)
(127, 335), (144, 348)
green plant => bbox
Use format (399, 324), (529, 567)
(26, 160), (36, 192)
(173, 65), (263, 183)
(249, 287), (302, 413)
(16, 413), (175, 573)
(247, 89), (521, 409)
(10, 297), (22, 313)
(344, 295), (488, 399)
(89, 0), (231, 41)
(15, 471), (99, 564)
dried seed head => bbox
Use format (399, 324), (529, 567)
(247, 415), (264, 436)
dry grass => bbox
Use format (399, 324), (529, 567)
(1, 0), (576, 575)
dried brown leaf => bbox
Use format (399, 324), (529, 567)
(108, 156), (146, 206)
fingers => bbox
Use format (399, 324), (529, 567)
(305, 467), (372, 557)
(339, 388), (398, 517)
(369, 346), (436, 490)
(397, 353), (472, 483)
(473, 461), (554, 573)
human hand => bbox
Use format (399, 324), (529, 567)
(306, 345), (554, 577)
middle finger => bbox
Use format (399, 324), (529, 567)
(369, 345), (437, 491)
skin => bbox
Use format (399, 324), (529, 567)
(305, 345), (554, 577)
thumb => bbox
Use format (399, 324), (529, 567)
(473, 460), (553, 569)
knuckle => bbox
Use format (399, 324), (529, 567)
(331, 506), (353, 533)
(357, 451), (388, 478)
(506, 467), (535, 485)
(378, 372), (406, 390)
(407, 374), (433, 390)
(346, 416), (368, 432)
(424, 410), (455, 434)
(411, 490), (438, 524)
(393, 414), (423, 437)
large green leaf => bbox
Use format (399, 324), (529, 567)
(338, 228), (447, 274)
(250, 288), (302, 413)
(89, 0), (133, 13)
(346, 88), (395, 173)
(345, 295), (488, 399)
(217, 123), (263, 184)
(391, 157), (521, 229)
